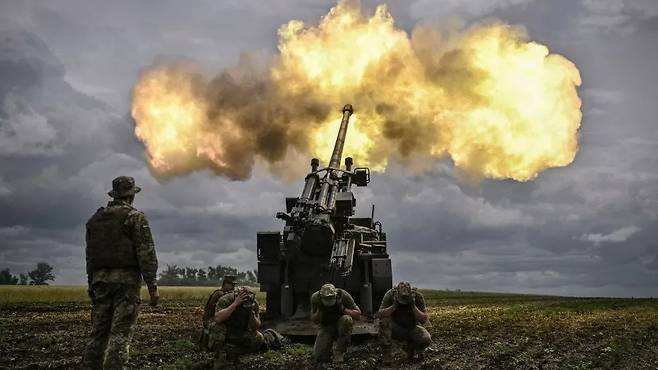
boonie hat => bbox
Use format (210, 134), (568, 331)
(108, 176), (141, 198)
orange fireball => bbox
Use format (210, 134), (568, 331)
(131, 0), (582, 182)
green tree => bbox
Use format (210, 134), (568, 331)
(246, 270), (257, 284)
(19, 273), (28, 285)
(159, 264), (183, 286)
(207, 266), (217, 281)
(28, 262), (55, 285)
(185, 267), (198, 282)
(0, 268), (19, 285)
(197, 268), (207, 282)
(157, 264), (257, 286)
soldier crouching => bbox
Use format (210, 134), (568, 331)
(209, 287), (281, 368)
(376, 281), (432, 364)
(198, 275), (237, 351)
(310, 283), (361, 364)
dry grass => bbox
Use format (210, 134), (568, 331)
(1, 287), (657, 369)
(0, 285), (264, 303)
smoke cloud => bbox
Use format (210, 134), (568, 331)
(131, 0), (582, 181)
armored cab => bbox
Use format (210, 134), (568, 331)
(257, 104), (392, 335)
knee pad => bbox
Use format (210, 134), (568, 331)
(338, 315), (353, 326)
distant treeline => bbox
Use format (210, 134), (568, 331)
(158, 264), (258, 287)
(1, 262), (256, 287)
(0, 263), (55, 285)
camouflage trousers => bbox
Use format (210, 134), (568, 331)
(312, 315), (354, 362)
(379, 319), (432, 355)
(81, 283), (141, 370)
(208, 322), (266, 368)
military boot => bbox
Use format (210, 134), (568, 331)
(382, 350), (394, 365)
(213, 351), (228, 370)
(333, 351), (345, 364)
(225, 343), (241, 363)
(404, 347), (417, 361)
(263, 328), (285, 350)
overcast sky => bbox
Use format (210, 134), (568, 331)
(0, 0), (656, 297)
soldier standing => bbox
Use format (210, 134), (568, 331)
(210, 286), (281, 368)
(376, 281), (431, 364)
(81, 176), (159, 370)
(310, 283), (361, 364)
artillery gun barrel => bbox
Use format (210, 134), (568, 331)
(318, 104), (353, 210)
(329, 104), (354, 168)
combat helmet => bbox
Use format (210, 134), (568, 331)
(319, 283), (339, 307)
(236, 286), (256, 308)
(394, 281), (414, 304)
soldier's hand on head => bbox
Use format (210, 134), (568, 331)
(232, 291), (248, 306)
(148, 286), (159, 307)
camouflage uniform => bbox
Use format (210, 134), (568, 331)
(198, 275), (237, 351)
(210, 287), (266, 368)
(82, 176), (158, 370)
(378, 282), (431, 359)
(310, 284), (359, 363)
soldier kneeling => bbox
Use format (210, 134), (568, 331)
(310, 283), (361, 364)
(208, 286), (282, 368)
(198, 275), (237, 350)
(376, 282), (432, 364)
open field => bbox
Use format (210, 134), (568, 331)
(1, 286), (657, 369)
(0, 285), (260, 303)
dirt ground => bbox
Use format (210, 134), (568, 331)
(1, 289), (657, 369)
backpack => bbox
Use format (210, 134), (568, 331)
(197, 288), (230, 351)
(86, 205), (139, 271)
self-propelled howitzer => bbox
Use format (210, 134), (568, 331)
(257, 104), (392, 335)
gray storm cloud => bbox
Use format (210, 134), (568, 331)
(0, 0), (656, 296)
